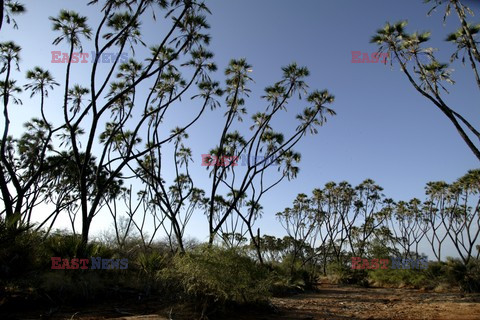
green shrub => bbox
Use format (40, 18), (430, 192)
(368, 267), (429, 288)
(424, 261), (447, 279)
(446, 258), (480, 293)
(45, 231), (114, 259)
(264, 255), (312, 293)
(268, 267), (309, 296)
(0, 217), (43, 279)
(134, 249), (173, 294)
(327, 261), (369, 287)
(39, 271), (105, 302)
(172, 246), (271, 312)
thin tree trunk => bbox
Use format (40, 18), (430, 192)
(0, 0), (4, 32)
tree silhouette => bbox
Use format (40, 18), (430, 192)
(371, 20), (480, 161)
(0, 0), (25, 31)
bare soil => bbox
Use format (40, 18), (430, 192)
(3, 284), (480, 319)
(268, 284), (480, 320)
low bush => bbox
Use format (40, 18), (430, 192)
(445, 258), (480, 293)
(268, 267), (309, 296)
(367, 258), (480, 292)
(45, 231), (115, 259)
(368, 267), (429, 288)
(171, 246), (272, 316)
(266, 256), (317, 295)
(0, 216), (43, 279)
(135, 249), (174, 295)
(327, 262), (369, 287)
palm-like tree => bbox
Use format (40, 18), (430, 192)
(17, 118), (50, 174)
(153, 67), (185, 100)
(24, 67), (59, 98)
(400, 31), (434, 66)
(0, 41), (21, 75)
(416, 61), (455, 95)
(172, 12), (211, 52)
(261, 84), (287, 111)
(296, 108), (323, 135)
(371, 21), (428, 71)
(446, 24), (480, 90)
(50, 10), (92, 50)
(117, 58), (143, 84)
(183, 47), (217, 83)
(67, 85), (90, 115)
(106, 81), (132, 119)
(225, 58), (253, 98)
(246, 200), (263, 220)
(372, 20), (480, 161)
(224, 131), (246, 155)
(425, 181), (450, 202)
(0, 76), (22, 221)
(455, 168), (480, 192)
(250, 112), (271, 131)
(24, 67), (59, 122)
(279, 150), (301, 181)
(397, 32), (456, 96)
(226, 189), (247, 208)
(370, 21), (408, 62)
(191, 80), (223, 110)
(279, 63), (310, 98)
(260, 130), (284, 156)
(0, 41), (20, 114)
(306, 90), (336, 125)
(148, 45), (175, 66)
(50, 10), (92, 123)
(223, 59), (251, 121)
(425, 0), (480, 63)
(0, 42), (20, 127)
(170, 126), (188, 145)
(1, 61), (61, 228)
(176, 145), (192, 168)
(104, 12), (146, 54)
(0, 79), (21, 105)
(0, 0), (25, 31)
(446, 24), (480, 61)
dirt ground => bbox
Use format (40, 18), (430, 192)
(3, 283), (480, 320)
(268, 284), (480, 320)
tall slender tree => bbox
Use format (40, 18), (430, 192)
(371, 19), (480, 161)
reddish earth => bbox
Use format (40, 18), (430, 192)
(269, 285), (480, 320)
(3, 284), (480, 319)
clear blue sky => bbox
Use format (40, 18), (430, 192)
(1, 0), (478, 258)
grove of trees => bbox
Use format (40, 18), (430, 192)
(0, 0), (479, 318)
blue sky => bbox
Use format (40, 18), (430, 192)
(1, 0), (479, 259)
